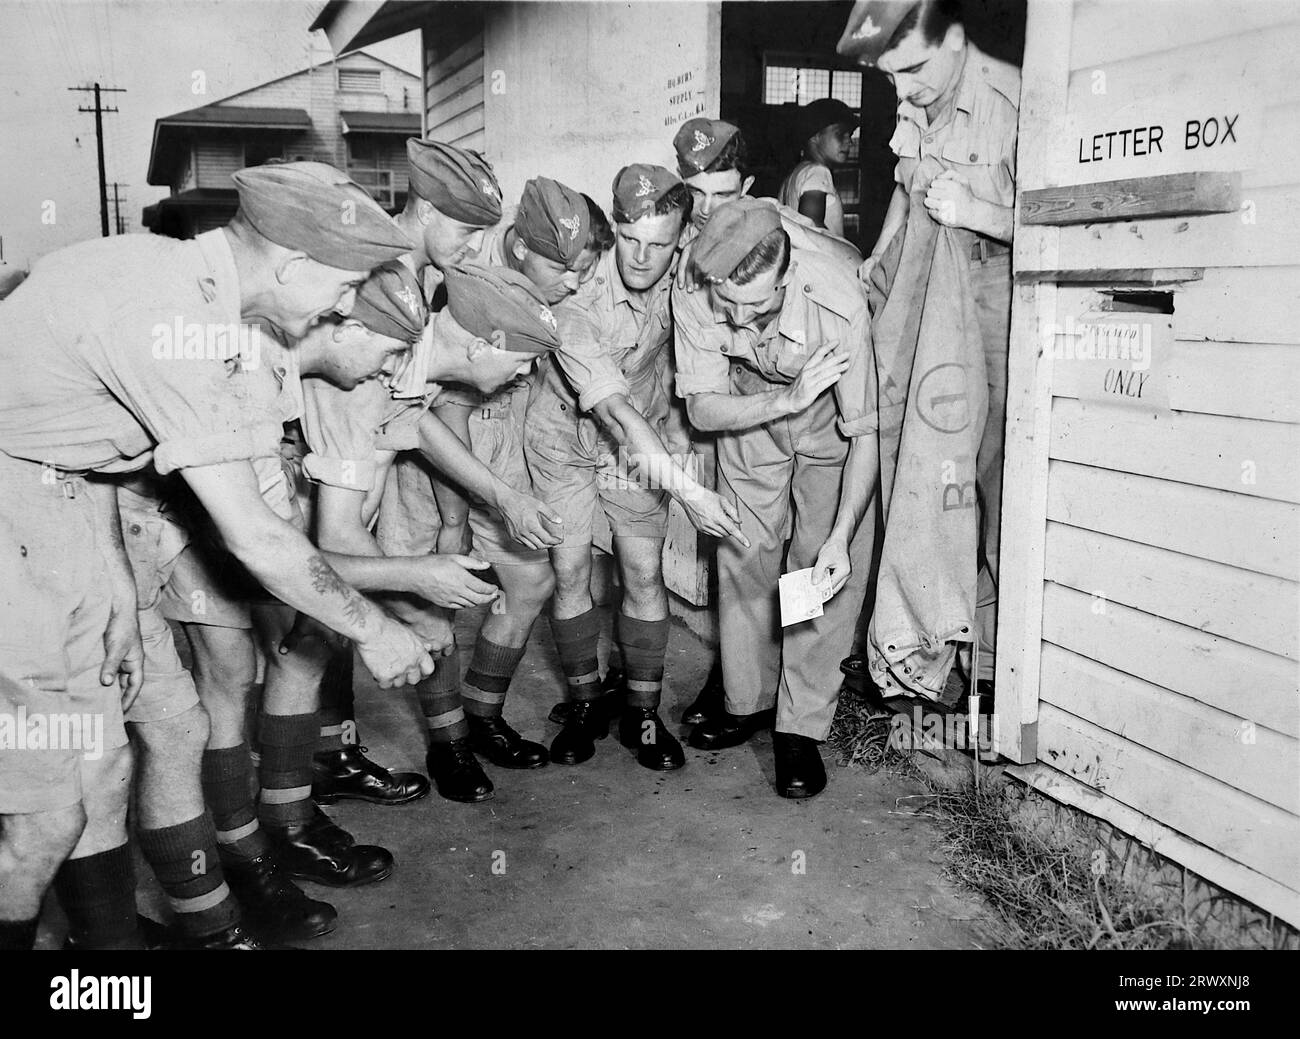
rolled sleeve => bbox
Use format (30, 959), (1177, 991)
(833, 304), (879, 439)
(298, 377), (387, 491)
(554, 296), (631, 412)
(670, 281), (731, 397)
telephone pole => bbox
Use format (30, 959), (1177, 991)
(69, 83), (126, 237)
(110, 182), (128, 235)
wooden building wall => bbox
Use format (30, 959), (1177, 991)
(998, 0), (1300, 925)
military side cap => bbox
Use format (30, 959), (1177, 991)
(442, 262), (561, 354)
(611, 164), (681, 223)
(350, 261), (428, 344)
(673, 118), (740, 176)
(232, 161), (413, 270)
(799, 98), (858, 144)
(837, 0), (921, 66)
(515, 177), (590, 267)
(406, 138), (503, 226)
(692, 198), (782, 283)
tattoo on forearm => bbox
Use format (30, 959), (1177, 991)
(307, 553), (368, 630)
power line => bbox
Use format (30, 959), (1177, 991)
(68, 82), (125, 238)
(110, 182), (129, 235)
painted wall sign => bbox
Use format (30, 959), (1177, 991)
(1055, 311), (1173, 415)
(1060, 84), (1260, 185)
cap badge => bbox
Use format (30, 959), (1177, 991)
(852, 14), (882, 39)
(635, 174), (655, 198)
(539, 306), (557, 330)
(559, 214), (581, 241)
(396, 285), (421, 317)
(691, 130), (714, 152)
(481, 178), (498, 198)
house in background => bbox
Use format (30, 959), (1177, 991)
(143, 49), (420, 238)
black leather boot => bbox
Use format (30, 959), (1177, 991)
(223, 852), (337, 941)
(312, 745), (430, 806)
(549, 699), (610, 766)
(688, 707), (775, 750)
(682, 661), (726, 725)
(270, 806), (394, 887)
(174, 923), (294, 950)
(618, 707), (686, 771)
(773, 731), (827, 799)
(467, 716), (548, 769)
(426, 738), (495, 803)
(548, 666), (625, 725)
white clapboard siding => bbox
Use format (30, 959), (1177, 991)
(1041, 583), (1299, 737)
(1037, 703), (1300, 886)
(424, 25), (484, 145)
(1039, 643), (1298, 812)
(1049, 185), (1300, 271)
(1247, 103), (1300, 191)
(1009, 761), (1300, 926)
(1046, 460), (1300, 579)
(1069, 0), (1300, 71)
(194, 140), (244, 190)
(1050, 340), (1300, 424)
(1175, 267), (1300, 344)
(1049, 397), (1300, 504)
(1043, 521), (1300, 658)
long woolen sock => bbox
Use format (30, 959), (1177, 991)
(53, 844), (142, 949)
(417, 649), (468, 744)
(136, 814), (239, 939)
(463, 638), (527, 720)
(617, 613), (670, 710)
(317, 647), (356, 754)
(257, 712), (319, 831)
(551, 608), (603, 703)
(201, 744), (272, 862)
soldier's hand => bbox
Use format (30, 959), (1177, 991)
(679, 487), (750, 547)
(407, 607), (456, 657)
(811, 536), (852, 598)
(857, 254), (879, 289)
(924, 170), (976, 229)
(357, 615), (436, 689)
(102, 604), (145, 711)
(784, 341), (851, 414)
(410, 554), (500, 609)
(675, 241), (704, 292)
(499, 489), (564, 550)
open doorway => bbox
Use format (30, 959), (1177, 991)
(719, 0), (1026, 253)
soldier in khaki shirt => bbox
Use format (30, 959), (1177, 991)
(839, 0), (1018, 699)
(673, 198), (878, 800)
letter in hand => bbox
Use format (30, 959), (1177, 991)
(811, 537), (851, 598)
(785, 340), (850, 413)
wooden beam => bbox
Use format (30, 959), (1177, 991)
(1014, 267), (1202, 285)
(1021, 171), (1242, 225)
(993, 0), (1074, 764)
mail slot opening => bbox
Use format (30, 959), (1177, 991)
(1101, 290), (1175, 315)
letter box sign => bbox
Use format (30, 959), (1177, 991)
(1060, 84), (1259, 186)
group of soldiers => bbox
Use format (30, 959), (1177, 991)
(0, 0), (1016, 950)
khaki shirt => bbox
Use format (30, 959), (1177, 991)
(672, 246), (877, 438)
(891, 41), (1020, 206)
(545, 247), (672, 418)
(0, 230), (281, 475)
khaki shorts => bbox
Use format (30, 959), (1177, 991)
(0, 459), (126, 814)
(524, 391), (668, 548)
(384, 389), (548, 567)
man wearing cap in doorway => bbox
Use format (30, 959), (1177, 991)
(780, 97), (860, 237)
(524, 165), (746, 772)
(0, 161), (434, 950)
(673, 197), (879, 799)
(838, 0), (1018, 706)
(311, 141), (569, 805)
